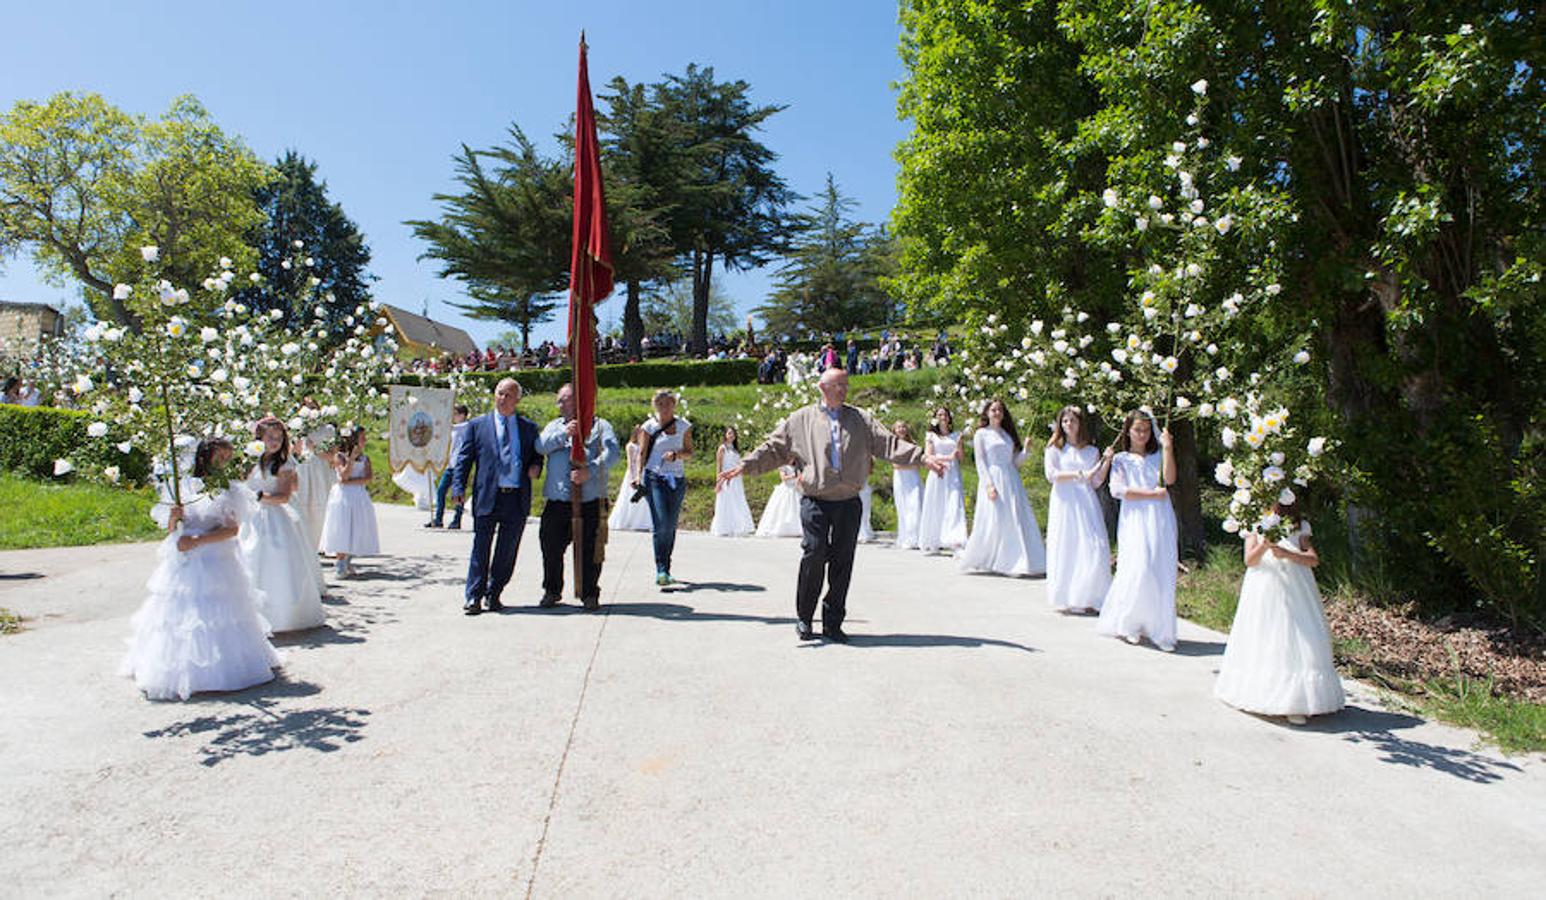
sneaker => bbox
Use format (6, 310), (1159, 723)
(656, 572), (675, 586)
(423, 520), (442, 529)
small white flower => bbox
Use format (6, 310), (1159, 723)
(1106, 322), (1121, 334)
(1172, 141), (1187, 155)
(1222, 517), (1241, 534)
(1189, 199), (1205, 214)
(53, 458), (75, 476)
(1198, 402), (1215, 418)
(1245, 430), (1266, 449)
(1270, 451), (1286, 466)
(1185, 262), (1202, 277)
(1206, 343), (1219, 356)
(117, 440), (134, 454)
(127, 387), (144, 404)
(1214, 461), (1234, 486)
(1220, 397), (1240, 418)
(139, 245), (159, 262)
(1259, 512), (1282, 531)
(211, 368), (229, 382)
(1030, 319), (1044, 335)
(1135, 216), (1149, 231)
(1175, 396), (1191, 409)
(245, 440), (266, 458)
(103, 465), (121, 483)
(293, 239), (305, 249)
(249, 272), (262, 283)
(166, 320), (186, 338)
(1196, 137), (1211, 149)
(1278, 487), (1297, 506)
(281, 259), (293, 271)
(1147, 195), (1163, 211)
(1191, 79), (1208, 95)
(1294, 350), (1311, 365)
(1214, 215), (1232, 235)
(1233, 487), (1252, 505)
(1226, 155), (1243, 171)
(219, 256), (233, 268)
(1052, 339), (1069, 354)
(1186, 113), (1199, 126)
(304, 257), (315, 267)
(1159, 213), (1174, 225)
(1263, 465), (1286, 483)
(1265, 283), (1283, 296)
(1161, 356), (1179, 373)
(200, 326), (219, 343)
(1307, 437), (1327, 458)
(87, 421), (109, 438)
(1102, 188), (1119, 208)
(1111, 349), (1129, 364)
(1459, 23), (1473, 35)
(113, 283), (132, 301)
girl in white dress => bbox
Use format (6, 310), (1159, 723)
(1215, 501), (1345, 723)
(710, 426), (756, 536)
(919, 407), (968, 553)
(756, 462), (804, 538)
(292, 420), (338, 552)
(858, 483), (876, 542)
(320, 428), (380, 577)
(891, 421), (924, 549)
(121, 438), (282, 700)
(241, 418), (326, 632)
(1044, 405), (1114, 612)
(1096, 411), (1178, 651)
(608, 431), (654, 532)
(958, 399), (1047, 576)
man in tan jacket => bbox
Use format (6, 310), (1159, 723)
(720, 368), (946, 643)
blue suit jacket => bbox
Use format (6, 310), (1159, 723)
(451, 411), (543, 518)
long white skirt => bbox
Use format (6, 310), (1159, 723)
(919, 465), (967, 552)
(1096, 497), (1178, 650)
(958, 465), (1046, 576)
(293, 455), (337, 551)
(893, 468), (923, 549)
(757, 483), (804, 538)
(608, 475), (653, 531)
(858, 484), (875, 543)
(710, 476), (756, 536)
(240, 502), (326, 632)
(1046, 481), (1112, 610)
(1215, 558), (1346, 716)
(121, 535), (282, 700)
(320, 483), (380, 556)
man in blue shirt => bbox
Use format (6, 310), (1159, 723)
(534, 383), (621, 610)
(450, 378), (542, 615)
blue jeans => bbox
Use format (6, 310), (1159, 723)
(644, 471), (687, 574)
(433, 468), (463, 526)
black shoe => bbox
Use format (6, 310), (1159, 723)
(447, 520), (462, 530)
(485, 596), (504, 612)
(424, 520), (442, 529)
(795, 621), (816, 641)
(463, 599), (482, 616)
(824, 626), (850, 644)
(538, 594), (562, 608)
(582, 595), (601, 611)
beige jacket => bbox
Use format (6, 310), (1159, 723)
(740, 403), (928, 500)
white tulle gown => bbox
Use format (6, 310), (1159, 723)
(858, 483), (876, 542)
(121, 482), (282, 700)
(919, 431), (967, 552)
(893, 465), (923, 549)
(1215, 522), (1346, 716)
(710, 446), (756, 536)
(320, 458), (380, 556)
(241, 462), (326, 632)
(1097, 451), (1178, 650)
(292, 429), (337, 551)
(958, 427), (1046, 576)
(757, 467), (804, 538)
(1044, 444), (1112, 611)
(608, 442), (653, 531)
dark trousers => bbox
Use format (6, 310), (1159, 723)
(432, 468), (463, 527)
(540, 497), (603, 599)
(797, 495), (863, 630)
(465, 488), (529, 603)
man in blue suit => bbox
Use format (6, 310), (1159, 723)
(450, 378), (543, 615)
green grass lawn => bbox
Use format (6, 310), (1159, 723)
(0, 470), (162, 551)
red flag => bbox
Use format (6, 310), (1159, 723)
(568, 33), (614, 465)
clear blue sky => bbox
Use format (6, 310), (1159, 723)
(0, 0), (908, 348)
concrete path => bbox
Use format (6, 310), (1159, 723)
(2, 503), (1542, 898)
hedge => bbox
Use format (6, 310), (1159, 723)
(0, 404), (152, 484)
(397, 357), (761, 394)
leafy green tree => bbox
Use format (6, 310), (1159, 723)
(234, 150), (373, 337)
(759, 174), (899, 339)
(406, 129), (570, 349)
(642, 278), (737, 340)
(895, 0), (1545, 628)
(0, 92), (269, 327)
(653, 65), (797, 355)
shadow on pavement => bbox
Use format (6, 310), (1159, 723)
(142, 676), (370, 768)
(1301, 704), (1525, 784)
(662, 581), (768, 593)
(1169, 639), (1226, 657)
(0, 572), (43, 581)
(839, 632), (1038, 653)
(498, 601), (796, 626)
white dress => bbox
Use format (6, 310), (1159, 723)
(710, 447), (756, 536)
(858, 483), (876, 542)
(1215, 522), (1346, 716)
(608, 442), (653, 532)
(958, 427), (1046, 576)
(121, 483), (282, 700)
(320, 458), (380, 556)
(1044, 444), (1113, 610)
(919, 431), (968, 552)
(240, 462), (326, 632)
(892, 466), (924, 549)
(292, 428), (337, 550)
(756, 467), (804, 538)
(1097, 452), (1178, 650)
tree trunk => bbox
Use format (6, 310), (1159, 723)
(520, 318), (531, 352)
(1171, 418), (1206, 560)
(623, 279), (644, 359)
(691, 249), (713, 357)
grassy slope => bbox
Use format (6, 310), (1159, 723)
(0, 471), (162, 551)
